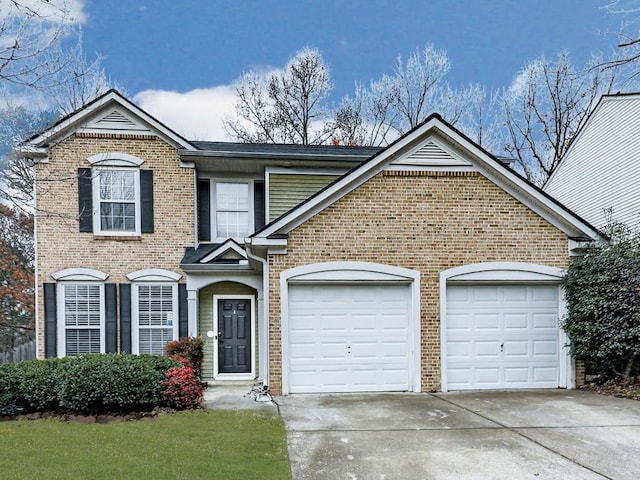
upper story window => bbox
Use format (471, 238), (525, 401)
(79, 152), (154, 236)
(95, 168), (140, 234)
(215, 182), (250, 239)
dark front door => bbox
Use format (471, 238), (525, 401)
(217, 299), (251, 374)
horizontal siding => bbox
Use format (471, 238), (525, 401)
(546, 97), (640, 228)
(269, 174), (339, 221)
(198, 282), (257, 380)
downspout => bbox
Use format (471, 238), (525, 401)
(245, 240), (269, 387)
(33, 158), (41, 358)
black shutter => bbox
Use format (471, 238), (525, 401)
(197, 180), (211, 242)
(140, 170), (154, 233)
(119, 284), (132, 354)
(43, 283), (57, 358)
(105, 283), (118, 353)
(78, 168), (93, 232)
(254, 181), (265, 231)
(178, 284), (188, 338)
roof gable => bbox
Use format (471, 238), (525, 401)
(251, 114), (602, 243)
(21, 89), (195, 155)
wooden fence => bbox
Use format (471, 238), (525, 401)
(0, 340), (36, 364)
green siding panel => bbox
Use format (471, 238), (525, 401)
(269, 174), (340, 221)
(198, 282), (258, 381)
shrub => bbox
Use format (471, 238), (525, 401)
(57, 354), (179, 414)
(165, 336), (204, 379)
(163, 364), (204, 410)
(563, 224), (640, 381)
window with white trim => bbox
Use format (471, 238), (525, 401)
(133, 283), (178, 355)
(93, 167), (140, 234)
(61, 284), (105, 356)
(214, 181), (251, 239)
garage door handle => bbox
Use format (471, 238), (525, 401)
(500, 342), (504, 352)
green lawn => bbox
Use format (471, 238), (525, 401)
(0, 410), (291, 480)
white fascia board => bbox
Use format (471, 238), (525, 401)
(199, 239), (248, 264)
(24, 91), (196, 151)
(256, 118), (440, 238)
(247, 237), (288, 248)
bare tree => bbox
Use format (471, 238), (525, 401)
(224, 48), (335, 144)
(602, 1), (640, 76)
(334, 45), (488, 146)
(499, 52), (620, 185)
(0, 0), (81, 89)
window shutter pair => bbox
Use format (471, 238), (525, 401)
(77, 168), (154, 233)
(43, 282), (118, 357)
(197, 180), (265, 242)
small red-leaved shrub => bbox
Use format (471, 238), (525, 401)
(165, 336), (204, 380)
(163, 363), (204, 410)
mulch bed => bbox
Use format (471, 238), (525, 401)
(0, 406), (177, 423)
(580, 379), (640, 401)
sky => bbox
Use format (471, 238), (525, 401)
(61, 1), (631, 140)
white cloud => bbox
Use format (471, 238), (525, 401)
(0, 0), (86, 24)
(133, 86), (238, 141)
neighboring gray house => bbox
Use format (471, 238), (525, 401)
(545, 93), (640, 229)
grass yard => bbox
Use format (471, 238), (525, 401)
(0, 410), (291, 480)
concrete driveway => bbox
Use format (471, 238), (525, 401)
(277, 390), (640, 480)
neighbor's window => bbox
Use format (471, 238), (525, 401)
(62, 284), (104, 356)
(135, 284), (177, 355)
(214, 182), (250, 238)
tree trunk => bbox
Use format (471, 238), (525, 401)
(623, 353), (636, 382)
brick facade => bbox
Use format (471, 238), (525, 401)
(35, 133), (194, 358)
(267, 171), (570, 394)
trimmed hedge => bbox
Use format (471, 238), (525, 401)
(0, 354), (185, 415)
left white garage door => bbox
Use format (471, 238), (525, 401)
(287, 283), (411, 393)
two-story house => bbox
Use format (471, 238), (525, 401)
(23, 90), (602, 395)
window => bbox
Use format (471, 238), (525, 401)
(214, 181), (251, 239)
(80, 153), (153, 236)
(133, 283), (178, 355)
(61, 284), (104, 356)
(93, 167), (140, 234)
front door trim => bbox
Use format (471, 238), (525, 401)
(213, 294), (255, 380)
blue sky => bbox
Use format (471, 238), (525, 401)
(75, 0), (624, 140)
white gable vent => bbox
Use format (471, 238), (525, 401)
(393, 140), (471, 167)
(97, 110), (137, 126)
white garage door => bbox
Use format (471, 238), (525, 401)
(288, 284), (410, 393)
(446, 284), (560, 390)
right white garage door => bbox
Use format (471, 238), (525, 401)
(446, 284), (560, 390)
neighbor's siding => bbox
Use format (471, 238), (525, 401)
(545, 96), (640, 228)
(267, 171), (570, 395)
(198, 282), (258, 380)
(268, 173), (339, 221)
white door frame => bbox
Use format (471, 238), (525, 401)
(280, 261), (421, 395)
(213, 294), (256, 380)
(439, 262), (572, 392)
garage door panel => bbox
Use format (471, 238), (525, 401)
(446, 284), (561, 390)
(288, 284), (411, 393)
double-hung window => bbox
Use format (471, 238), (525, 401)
(133, 283), (178, 355)
(60, 283), (105, 356)
(214, 181), (251, 239)
(93, 167), (140, 235)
